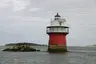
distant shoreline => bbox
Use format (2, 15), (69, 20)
(5, 42), (47, 46)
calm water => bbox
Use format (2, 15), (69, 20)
(0, 46), (96, 64)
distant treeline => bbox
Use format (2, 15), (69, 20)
(5, 42), (47, 46)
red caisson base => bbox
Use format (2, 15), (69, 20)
(48, 33), (67, 52)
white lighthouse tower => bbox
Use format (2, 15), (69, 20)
(46, 13), (69, 52)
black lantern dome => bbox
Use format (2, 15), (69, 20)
(54, 13), (61, 17)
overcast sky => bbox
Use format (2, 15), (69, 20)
(0, 0), (96, 46)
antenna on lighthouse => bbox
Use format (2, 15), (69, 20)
(54, 13), (61, 20)
(55, 13), (61, 17)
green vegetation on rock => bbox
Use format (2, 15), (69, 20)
(5, 42), (47, 46)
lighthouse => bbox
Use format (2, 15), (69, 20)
(46, 13), (69, 52)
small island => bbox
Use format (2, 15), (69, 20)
(3, 42), (42, 52)
(86, 44), (96, 47)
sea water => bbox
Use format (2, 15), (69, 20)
(0, 46), (96, 64)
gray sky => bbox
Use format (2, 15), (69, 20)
(0, 0), (96, 46)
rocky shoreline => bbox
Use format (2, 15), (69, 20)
(3, 43), (40, 52)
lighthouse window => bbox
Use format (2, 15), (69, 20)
(61, 28), (63, 32)
(57, 27), (58, 32)
(50, 28), (54, 32)
(52, 28), (54, 32)
(64, 28), (66, 32)
(54, 28), (56, 32)
(50, 28), (52, 32)
(64, 28), (68, 32)
(47, 28), (49, 32)
(66, 28), (67, 32)
(57, 28), (58, 32)
(67, 28), (69, 32)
